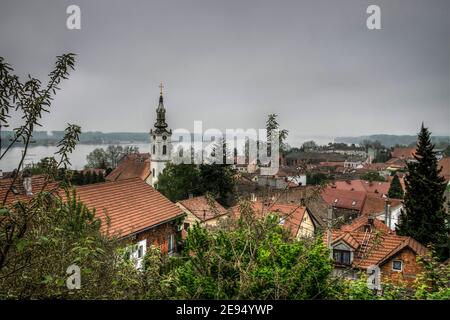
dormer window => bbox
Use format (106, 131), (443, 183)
(392, 260), (403, 271)
(333, 249), (351, 265)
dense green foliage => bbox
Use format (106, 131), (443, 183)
(86, 145), (139, 169)
(166, 203), (333, 299)
(306, 172), (330, 185)
(360, 171), (386, 182)
(397, 125), (449, 260)
(156, 163), (236, 205)
(388, 175), (404, 199)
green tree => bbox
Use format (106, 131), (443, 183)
(199, 164), (236, 205)
(155, 163), (201, 202)
(397, 124), (449, 260)
(168, 201), (333, 299)
(306, 172), (330, 185)
(83, 171), (92, 185)
(360, 171), (386, 182)
(388, 174), (404, 199)
(266, 114), (289, 153)
(86, 148), (109, 169)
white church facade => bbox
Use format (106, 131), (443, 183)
(149, 84), (172, 186)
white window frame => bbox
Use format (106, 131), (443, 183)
(129, 239), (147, 269)
(392, 260), (403, 272)
(168, 234), (175, 256)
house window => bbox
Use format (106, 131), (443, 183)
(129, 239), (146, 269)
(163, 145), (167, 155)
(392, 260), (403, 271)
(168, 234), (175, 255)
(333, 249), (351, 265)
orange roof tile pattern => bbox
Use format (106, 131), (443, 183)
(330, 179), (391, 198)
(391, 147), (417, 160)
(66, 178), (184, 237)
(106, 153), (151, 182)
(232, 201), (309, 237)
(0, 175), (59, 206)
(361, 196), (402, 215)
(321, 188), (367, 211)
(178, 196), (228, 222)
(326, 216), (427, 269)
(438, 157), (450, 182)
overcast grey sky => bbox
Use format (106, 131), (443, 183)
(0, 0), (449, 143)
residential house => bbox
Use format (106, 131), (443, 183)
(438, 157), (450, 184)
(330, 179), (392, 199)
(176, 195), (229, 232)
(0, 174), (59, 206)
(326, 215), (428, 285)
(68, 177), (185, 268)
(106, 153), (151, 185)
(321, 187), (367, 221)
(232, 200), (320, 238)
(361, 196), (403, 230)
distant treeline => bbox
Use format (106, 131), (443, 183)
(0, 131), (149, 147)
(335, 134), (449, 148)
(2, 130), (448, 149)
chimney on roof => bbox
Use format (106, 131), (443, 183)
(188, 193), (193, 199)
(23, 176), (32, 196)
(368, 214), (375, 226)
(0, 170), (3, 179)
(250, 193), (257, 202)
(385, 199), (392, 229)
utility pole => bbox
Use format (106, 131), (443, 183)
(327, 205), (333, 259)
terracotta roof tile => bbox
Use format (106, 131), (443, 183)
(62, 178), (184, 238)
(361, 196), (402, 215)
(232, 201), (310, 237)
(325, 216), (428, 269)
(321, 188), (366, 211)
(438, 157), (450, 182)
(0, 175), (59, 206)
(106, 153), (151, 182)
(177, 196), (228, 222)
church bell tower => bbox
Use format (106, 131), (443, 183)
(150, 83), (171, 186)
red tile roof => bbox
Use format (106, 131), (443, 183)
(232, 201), (311, 237)
(438, 157), (450, 182)
(321, 188), (367, 212)
(106, 153), (151, 182)
(361, 196), (402, 215)
(64, 178), (184, 238)
(177, 196), (228, 222)
(330, 179), (391, 198)
(391, 147), (416, 160)
(0, 175), (59, 206)
(326, 216), (427, 269)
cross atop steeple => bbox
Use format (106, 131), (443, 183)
(159, 82), (164, 95)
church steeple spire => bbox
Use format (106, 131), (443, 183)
(154, 82), (169, 133)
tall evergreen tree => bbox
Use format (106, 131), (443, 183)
(396, 124), (449, 260)
(387, 174), (404, 199)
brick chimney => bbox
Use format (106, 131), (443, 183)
(23, 176), (33, 196)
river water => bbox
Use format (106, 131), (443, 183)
(1, 143), (150, 172)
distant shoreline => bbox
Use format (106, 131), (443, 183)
(1, 131), (448, 149)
